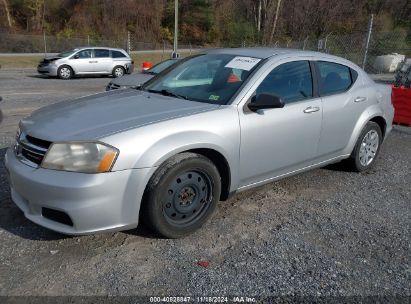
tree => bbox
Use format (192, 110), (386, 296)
(2, 0), (15, 29)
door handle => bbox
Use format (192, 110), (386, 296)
(303, 106), (320, 113)
(354, 96), (367, 102)
(89, 61), (98, 63)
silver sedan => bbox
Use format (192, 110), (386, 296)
(5, 48), (394, 238)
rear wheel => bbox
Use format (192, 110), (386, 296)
(112, 66), (125, 78)
(57, 65), (73, 79)
(346, 121), (382, 172)
(142, 152), (221, 238)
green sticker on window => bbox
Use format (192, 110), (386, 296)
(209, 95), (220, 101)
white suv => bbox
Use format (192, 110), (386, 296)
(37, 47), (134, 79)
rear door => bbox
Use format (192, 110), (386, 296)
(315, 61), (367, 160)
(92, 49), (112, 73)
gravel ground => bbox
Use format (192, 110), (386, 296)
(0, 70), (410, 299)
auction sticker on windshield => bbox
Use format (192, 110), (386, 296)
(225, 56), (261, 71)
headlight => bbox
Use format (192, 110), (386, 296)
(41, 142), (119, 173)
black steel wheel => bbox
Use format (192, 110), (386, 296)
(142, 152), (221, 238)
(163, 170), (212, 226)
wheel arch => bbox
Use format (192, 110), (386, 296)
(112, 65), (126, 75)
(343, 106), (388, 155)
(369, 116), (387, 138)
(58, 64), (75, 76)
(187, 148), (232, 201)
(141, 146), (233, 202)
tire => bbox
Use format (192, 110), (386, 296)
(346, 121), (382, 172)
(112, 66), (125, 78)
(57, 65), (73, 79)
(142, 152), (221, 238)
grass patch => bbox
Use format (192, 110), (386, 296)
(0, 55), (44, 69)
(0, 51), (195, 70)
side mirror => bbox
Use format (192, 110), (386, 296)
(248, 93), (284, 112)
(73, 54), (80, 59)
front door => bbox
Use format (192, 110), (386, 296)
(69, 49), (94, 74)
(238, 60), (322, 188)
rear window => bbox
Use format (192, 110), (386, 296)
(112, 51), (127, 58)
(94, 49), (110, 58)
(318, 61), (355, 96)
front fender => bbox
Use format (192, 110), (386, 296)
(102, 106), (241, 191)
(140, 130), (234, 167)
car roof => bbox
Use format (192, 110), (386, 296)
(202, 47), (361, 70)
(74, 47), (127, 51)
(203, 47), (345, 60)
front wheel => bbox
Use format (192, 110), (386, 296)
(142, 152), (221, 238)
(347, 121), (382, 172)
(57, 65), (73, 79)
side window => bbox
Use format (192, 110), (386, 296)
(94, 49), (110, 58)
(75, 49), (92, 59)
(256, 61), (313, 104)
(112, 50), (127, 58)
(318, 61), (353, 95)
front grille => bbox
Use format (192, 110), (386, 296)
(15, 133), (51, 167)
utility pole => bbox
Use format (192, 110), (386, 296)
(172, 0), (179, 59)
(362, 14), (374, 70)
(127, 31), (131, 53)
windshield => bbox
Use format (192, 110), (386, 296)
(142, 54), (262, 105)
(58, 49), (78, 57)
(147, 59), (179, 75)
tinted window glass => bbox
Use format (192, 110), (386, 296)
(256, 61), (313, 103)
(76, 49), (92, 59)
(318, 62), (352, 95)
(94, 49), (110, 58)
(112, 50), (126, 58)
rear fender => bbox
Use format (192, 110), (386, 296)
(342, 105), (387, 155)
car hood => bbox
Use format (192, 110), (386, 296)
(21, 90), (220, 142)
(110, 73), (154, 87)
(41, 56), (62, 63)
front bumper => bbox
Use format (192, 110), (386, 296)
(37, 64), (58, 76)
(4, 148), (152, 235)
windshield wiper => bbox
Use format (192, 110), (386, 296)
(147, 89), (188, 100)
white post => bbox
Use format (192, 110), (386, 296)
(362, 14), (374, 70)
(43, 32), (47, 57)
